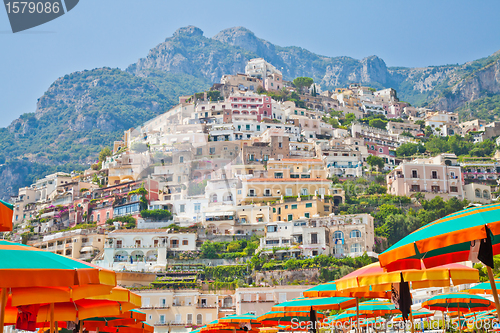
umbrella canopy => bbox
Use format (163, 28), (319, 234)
(422, 293), (495, 312)
(0, 199), (13, 232)
(330, 312), (370, 323)
(378, 203), (500, 271)
(217, 313), (262, 327)
(3, 287), (141, 323)
(0, 240), (116, 288)
(469, 279), (500, 295)
(303, 281), (391, 299)
(335, 262), (479, 291)
(82, 310), (147, 329)
(272, 297), (356, 311)
(344, 300), (400, 316)
(393, 309), (434, 321)
(258, 310), (326, 327)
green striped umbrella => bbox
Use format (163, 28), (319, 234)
(422, 293), (495, 312)
(272, 297), (356, 311)
(344, 300), (400, 316)
(469, 279), (500, 295)
(258, 310), (326, 327)
(393, 309), (434, 321)
(379, 203), (500, 318)
(218, 313), (261, 327)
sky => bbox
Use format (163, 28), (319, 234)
(1, 0), (500, 127)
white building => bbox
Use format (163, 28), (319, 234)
(94, 229), (197, 272)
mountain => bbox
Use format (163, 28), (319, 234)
(0, 67), (210, 199)
(128, 26), (500, 112)
(1, 25), (500, 200)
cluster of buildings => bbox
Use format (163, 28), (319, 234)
(7, 58), (500, 332)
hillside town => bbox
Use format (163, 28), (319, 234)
(6, 58), (500, 332)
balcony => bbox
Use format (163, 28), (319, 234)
(153, 305), (170, 309)
(196, 305), (217, 309)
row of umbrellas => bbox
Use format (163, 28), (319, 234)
(0, 240), (147, 333)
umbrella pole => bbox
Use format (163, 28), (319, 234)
(458, 305), (462, 333)
(0, 288), (7, 333)
(410, 308), (414, 333)
(357, 298), (360, 333)
(50, 303), (55, 333)
(487, 266), (500, 320)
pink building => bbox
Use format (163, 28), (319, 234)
(386, 155), (463, 200)
(230, 95), (272, 121)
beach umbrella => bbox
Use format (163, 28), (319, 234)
(422, 293), (494, 313)
(393, 309), (434, 321)
(258, 310), (326, 327)
(272, 297), (356, 311)
(344, 300), (400, 317)
(378, 203), (500, 318)
(217, 313), (262, 328)
(3, 286), (141, 324)
(81, 310), (147, 330)
(422, 293), (495, 333)
(335, 262), (479, 292)
(468, 279), (500, 295)
(303, 281), (391, 299)
(0, 199), (13, 232)
(0, 240), (117, 333)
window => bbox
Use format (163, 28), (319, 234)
(475, 189), (481, 198)
(291, 204), (297, 209)
(285, 188), (293, 196)
(274, 172), (283, 179)
(324, 205), (330, 212)
(300, 188), (308, 196)
(209, 147), (215, 155)
(310, 233), (318, 244)
(267, 225), (278, 232)
(411, 185), (420, 192)
(194, 203), (201, 212)
(179, 156), (184, 163)
(351, 243), (362, 253)
(175, 314), (181, 324)
(450, 186), (458, 192)
(287, 214), (293, 221)
(182, 240), (188, 246)
(249, 189), (256, 197)
(257, 125), (261, 131)
(106, 211), (109, 220)
(187, 314), (193, 325)
(484, 190), (490, 199)
(301, 174), (311, 178)
(264, 189), (271, 197)
(350, 230), (362, 238)
(411, 170), (418, 178)
(159, 315), (165, 324)
(197, 314), (203, 325)
(196, 148), (203, 155)
(431, 186), (440, 192)
(431, 171), (438, 179)
(305, 203), (312, 208)
(279, 293), (287, 303)
(180, 204), (185, 213)
(278, 142), (282, 148)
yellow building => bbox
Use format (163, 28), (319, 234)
(29, 229), (105, 261)
(270, 195), (341, 222)
(241, 177), (333, 204)
(266, 159), (328, 179)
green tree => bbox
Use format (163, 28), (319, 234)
(341, 113), (357, 127)
(98, 147), (112, 163)
(396, 143), (426, 157)
(368, 118), (387, 130)
(200, 241), (219, 259)
(366, 155), (385, 171)
(424, 126), (434, 137)
(292, 77), (314, 93)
